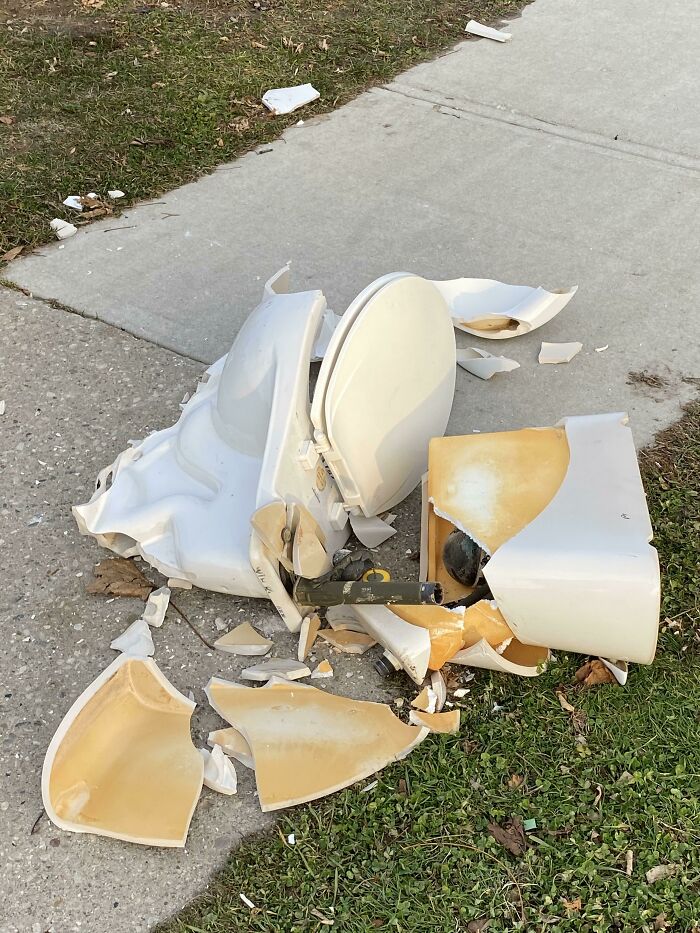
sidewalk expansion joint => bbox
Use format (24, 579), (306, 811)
(0, 281), (206, 365)
(382, 84), (700, 176)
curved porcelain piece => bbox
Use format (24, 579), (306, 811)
(42, 655), (203, 847)
(450, 636), (549, 676)
(484, 413), (660, 663)
(431, 277), (577, 339)
(456, 347), (520, 380)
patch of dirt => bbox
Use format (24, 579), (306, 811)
(0, 0), (113, 35)
(627, 370), (669, 390)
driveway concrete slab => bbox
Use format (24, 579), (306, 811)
(7, 93), (698, 443)
(6, 1), (699, 448)
(0, 288), (413, 933)
(401, 0), (700, 158)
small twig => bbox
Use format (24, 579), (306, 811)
(30, 808), (46, 835)
(168, 599), (215, 650)
(103, 225), (136, 233)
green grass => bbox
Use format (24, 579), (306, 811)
(1, 0), (528, 254)
(160, 403), (700, 933)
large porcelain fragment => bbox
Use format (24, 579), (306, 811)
(432, 277), (577, 339)
(206, 678), (428, 811)
(429, 413), (660, 663)
(42, 655), (203, 847)
(73, 266), (457, 632)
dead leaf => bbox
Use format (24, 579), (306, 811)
(397, 778), (408, 796)
(462, 739), (478, 755)
(556, 689), (576, 713)
(318, 37), (329, 51)
(625, 850), (634, 876)
(562, 897), (582, 912)
(556, 687), (588, 733)
(1, 245), (24, 262)
(487, 816), (527, 857)
(507, 774), (523, 790)
(654, 914), (669, 930)
(575, 659), (615, 688)
(646, 864), (678, 885)
(0, 115), (15, 125)
(593, 784), (603, 807)
(467, 920), (490, 932)
(87, 557), (154, 599)
(76, 206), (113, 222)
(442, 664), (461, 691)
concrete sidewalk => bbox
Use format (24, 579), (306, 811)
(1, 0), (698, 930)
(0, 288), (411, 933)
(6, 0), (700, 449)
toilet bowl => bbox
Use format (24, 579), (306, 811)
(74, 266), (457, 630)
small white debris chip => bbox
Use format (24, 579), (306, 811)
(595, 345), (609, 352)
(287, 832), (296, 845)
(199, 745), (237, 795)
(430, 670), (447, 711)
(411, 686), (437, 713)
(408, 709), (461, 734)
(538, 341), (583, 364)
(142, 586), (170, 628)
(208, 727), (254, 769)
(50, 219), (77, 240)
(167, 577), (192, 590)
(348, 512), (397, 547)
(310, 659), (334, 679)
(298, 612), (321, 661)
(645, 864), (678, 885)
(108, 189), (125, 199)
(241, 658), (311, 682)
(240, 893), (256, 910)
(262, 83), (320, 115)
(465, 19), (512, 41)
(0, 400), (5, 416)
(62, 195), (84, 211)
(109, 618), (155, 657)
(456, 347), (520, 380)
(214, 621), (273, 656)
(600, 657), (629, 685)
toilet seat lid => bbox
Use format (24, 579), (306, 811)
(312, 274), (456, 517)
